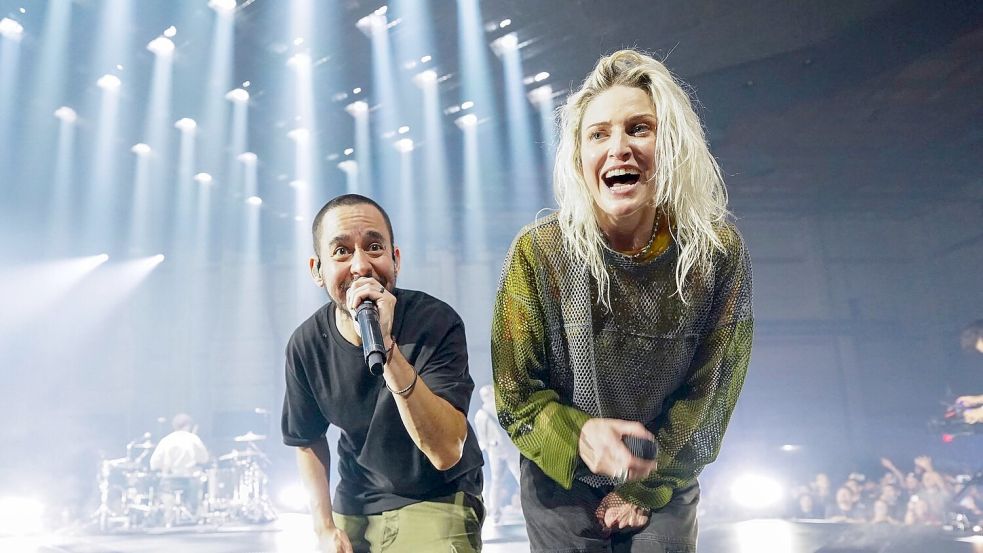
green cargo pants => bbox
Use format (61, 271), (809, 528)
(334, 492), (484, 552)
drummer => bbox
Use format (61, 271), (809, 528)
(151, 413), (209, 519)
(150, 413), (209, 475)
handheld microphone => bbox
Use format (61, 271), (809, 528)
(623, 435), (659, 461)
(356, 300), (387, 376)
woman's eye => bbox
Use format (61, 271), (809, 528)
(589, 131), (605, 140)
(631, 124), (650, 134)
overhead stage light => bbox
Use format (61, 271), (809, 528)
(193, 172), (213, 184)
(414, 70), (437, 87)
(174, 118), (197, 132)
(163, 26), (177, 38)
(208, 0), (236, 14)
(491, 33), (519, 55)
(146, 36), (174, 56)
(246, 196), (262, 206)
(0, 17), (24, 39)
(345, 100), (368, 116)
(131, 143), (151, 156)
(225, 88), (249, 103)
(394, 138), (414, 153)
(237, 152), (257, 164)
(54, 106), (77, 123)
(97, 74), (121, 90)
(455, 114), (478, 129)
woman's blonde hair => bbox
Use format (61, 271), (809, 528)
(553, 49), (729, 306)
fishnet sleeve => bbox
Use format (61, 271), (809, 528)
(618, 226), (754, 509)
(491, 232), (591, 489)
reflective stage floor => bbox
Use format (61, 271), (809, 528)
(4, 515), (982, 553)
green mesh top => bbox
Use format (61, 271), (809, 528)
(491, 212), (753, 510)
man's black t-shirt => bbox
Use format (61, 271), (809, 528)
(281, 288), (484, 515)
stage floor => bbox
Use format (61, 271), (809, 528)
(4, 515), (982, 553)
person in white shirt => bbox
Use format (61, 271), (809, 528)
(150, 413), (209, 521)
(150, 413), (209, 475)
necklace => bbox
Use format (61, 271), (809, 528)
(616, 215), (660, 260)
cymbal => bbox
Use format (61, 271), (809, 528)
(233, 431), (267, 443)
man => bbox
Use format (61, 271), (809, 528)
(149, 413), (209, 521)
(150, 413), (209, 476)
(282, 194), (484, 553)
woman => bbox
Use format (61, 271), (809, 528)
(491, 49), (753, 552)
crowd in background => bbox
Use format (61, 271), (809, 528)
(789, 456), (981, 526)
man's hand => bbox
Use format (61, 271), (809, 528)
(578, 418), (657, 482)
(595, 491), (650, 534)
(316, 527), (353, 553)
(346, 276), (396, 347)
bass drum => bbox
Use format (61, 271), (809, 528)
(205, 466), (242, 506)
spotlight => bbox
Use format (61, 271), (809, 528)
(193, 172), (213, 184)
(163, 26), (177, 38)
(225, 88), (249, 103)
(293, 37), (304, 46)
(343, 148), (354, 156)
(413, 70), (438, 87)
(131, 143), (151, 156)
(374, 5), (388, 15)
(527, 85), (552, 106)
(0, 17), (24, 39)
(780, 444), (801, 453)
(286, 128), (310, 142)
(394, 138), (414, 153)
(420, 55), (432, 63)
(152, 254), (165, 264)
(208, 0), (236, 14)
(455, 114), (478, 129)
(174, 118), (197, 132)
(534, 71), (550, 82)
(352, 87), (362, 94)
(345, 100), (368, 117)
(337, 160), (357, 173)
(460, 100), (474, 110)
(94, 253), (110, 264)
(246, 196), (262, 206)
(54, 106), (77, 123)
(237, 152), (257, 164)
(491, 33), (519, 55)
(397, 125), (409, 135)
(730, 474), (784, 510)
(287, 52), (310, 68)
(146, 36), (175, 56)
(499, 19), (512, 28)
(97, 74), (122, 90)
(288, 179), (306, 188)
(0, 496), (44, 535)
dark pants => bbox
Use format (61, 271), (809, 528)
(520, 458), (699, 553)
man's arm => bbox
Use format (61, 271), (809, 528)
(383, 346), (468, 470)
(296, 438), (352, 553)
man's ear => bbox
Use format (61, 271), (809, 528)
(392, 246), (401, 276)
(309, 256), (324, 287)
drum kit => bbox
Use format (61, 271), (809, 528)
(92, 430), (277, 532)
